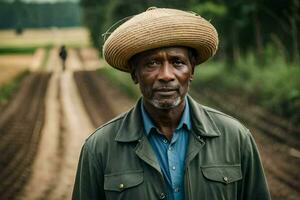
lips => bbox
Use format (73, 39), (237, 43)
(153, 87), (178, 96)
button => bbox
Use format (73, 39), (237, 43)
(172, 166), (176, 170)
(162, 139), (168, 143)
(159, 192), (166, 199)
(119, 183), (124, 189)
(223, 176), (229, 182)
(168, 147), (172, 151)
(174, 187), (180, 192)
(138, 139), (142, 142)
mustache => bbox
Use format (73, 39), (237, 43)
(153, 84), (179, 91)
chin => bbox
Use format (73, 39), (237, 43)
(150, 97), (182, 110)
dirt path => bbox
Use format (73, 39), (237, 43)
(19, 48), (94, 200)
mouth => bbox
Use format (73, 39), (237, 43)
(153, 88), (178, 96)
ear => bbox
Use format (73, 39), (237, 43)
(190, 65), (195, 81)
(130, 69), (139, 84)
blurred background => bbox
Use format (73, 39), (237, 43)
(0, 0), (299, 199)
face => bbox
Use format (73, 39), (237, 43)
(131, 47), (195, 110)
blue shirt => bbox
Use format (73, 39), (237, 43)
(141, 98), (191, 200)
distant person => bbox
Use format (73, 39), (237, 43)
(72, 7), (270, 200)
(59, 45), (67, 71)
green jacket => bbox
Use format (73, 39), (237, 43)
(72, 96), (270, 200)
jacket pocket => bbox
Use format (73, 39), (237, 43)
(201, 164), (242, 184)
(104, 170), (144, 192)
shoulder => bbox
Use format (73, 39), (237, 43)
(202, 105), (249, 133)
(84, 111), (128, 153)
(188, 95), (251, 139)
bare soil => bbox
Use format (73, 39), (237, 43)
(0, 72), (51, 199)
(0, 55), (32, 85)
(17, 48), (134, 200)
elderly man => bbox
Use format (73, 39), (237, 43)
(72, 7), (270, 200)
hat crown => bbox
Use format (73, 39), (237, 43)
(116, 8), (199, 30)
(103, 7), (218, 72)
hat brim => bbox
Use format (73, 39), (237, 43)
(103, 8), (218, 72)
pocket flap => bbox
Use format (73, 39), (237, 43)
(201, 165), (242, 184)
(104, 170), (143, 192)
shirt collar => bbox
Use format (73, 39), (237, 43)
(114, 96), (221, 143)
(140, 97), (192, 136)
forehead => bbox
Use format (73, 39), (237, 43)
(133, 46), (190, 60)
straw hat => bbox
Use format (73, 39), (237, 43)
(103, 7), (218, 72)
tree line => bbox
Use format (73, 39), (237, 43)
(0, 0), (81, 30)
(80, 0), (300, 66)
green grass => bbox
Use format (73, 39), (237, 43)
(97, 67), (140, 100)
(0, 43), (89, 56)
(0, 44), (53, 55)
(0, 46), (37, 55)
(0, 70), (30, 104)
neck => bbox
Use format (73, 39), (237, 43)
(143, 98), (186, 140)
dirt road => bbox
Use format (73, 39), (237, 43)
(20, 48), (94, 200)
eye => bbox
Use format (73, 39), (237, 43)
(173, 59), (185, 67)
(146, 60), (161, 68)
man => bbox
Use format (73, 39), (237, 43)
(59, 45), (67, 71)
(72, 7), (270, 200)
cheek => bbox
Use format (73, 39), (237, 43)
(178, 72), (192, 85)
(137, 76), (154, 96)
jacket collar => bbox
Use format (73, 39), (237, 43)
(187, 95), (221, 137)
(115, 95), (221, 142)
(114, 98), (144, 142)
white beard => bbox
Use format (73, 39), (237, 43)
(150, 96), (182, 110)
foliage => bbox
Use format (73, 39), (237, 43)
(0, 46), (37, 55)
(0, 70), (30, 104)
(80, 0), (300, 66)
(193, 50), (300, 123)
(191, 2), (227, 18)
(0, 1), (81, 29)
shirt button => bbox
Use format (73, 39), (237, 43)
(172, 166), (176, 170)
(174, 187), (180, 192)
(162, 139), (168, 143)
(223, 176), (229, 182)
(119, 183), (124, 189)
(168, 147), (172, 151)
(159, 192), (166, 199)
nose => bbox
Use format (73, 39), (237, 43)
(157, 62), (175, 82)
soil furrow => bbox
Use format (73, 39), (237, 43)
(0, 73), (50, 200)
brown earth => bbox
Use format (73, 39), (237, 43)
(0, 55), (32, 86)
(0, 47), (298, 200)
(0, 72), (51, 199)
(17, 47), (134, 200)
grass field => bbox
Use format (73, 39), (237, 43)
(0, 27), (90, 50)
